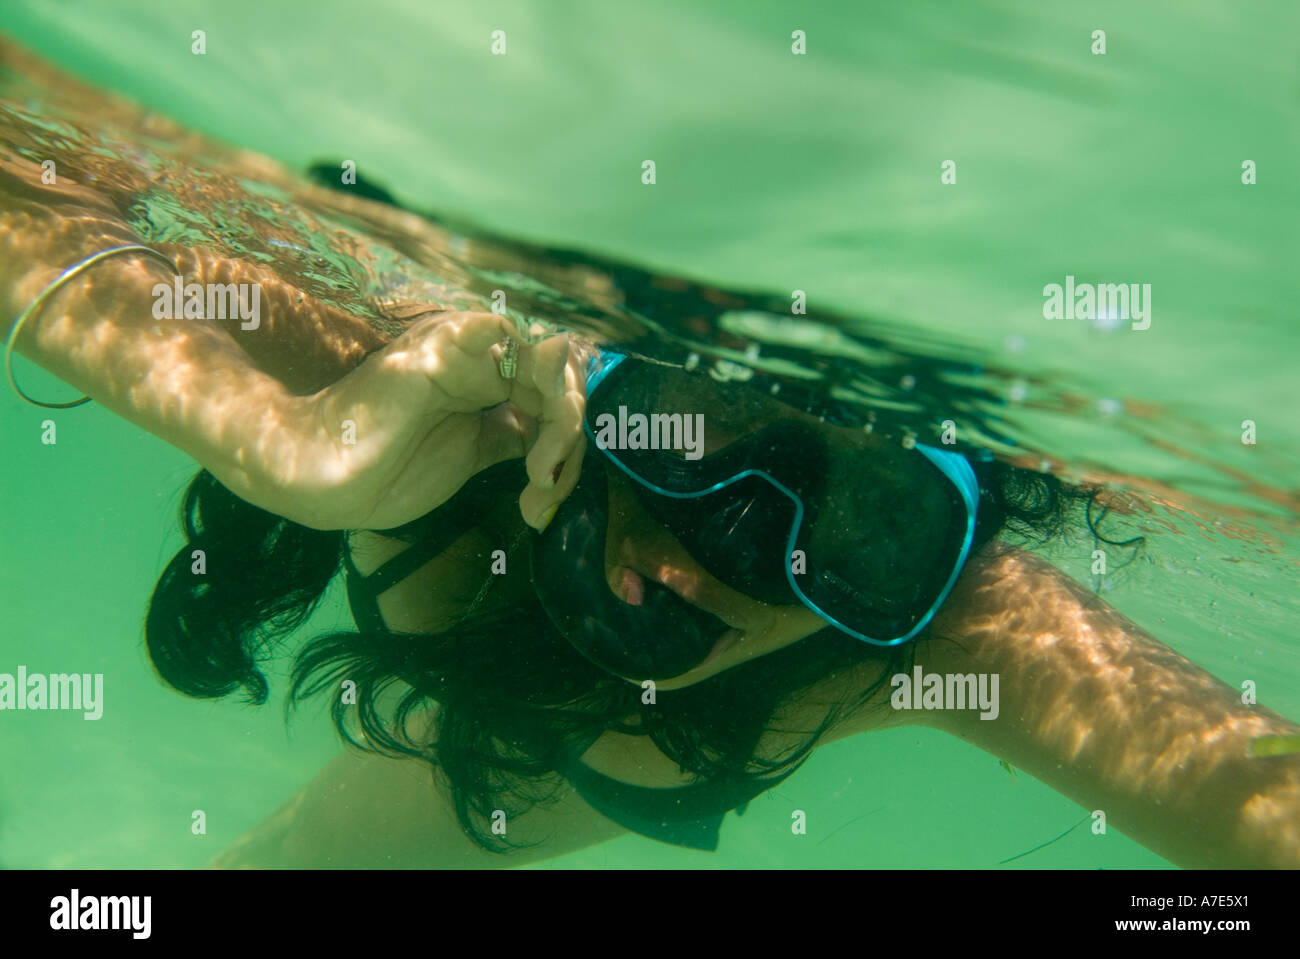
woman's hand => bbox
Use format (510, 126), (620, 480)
(271, 311), (588, 531)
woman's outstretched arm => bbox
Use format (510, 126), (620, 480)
(915, 544), (1300, 868)
(1, 155), (585, 531)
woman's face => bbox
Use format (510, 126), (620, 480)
(601, 466), (829, 690)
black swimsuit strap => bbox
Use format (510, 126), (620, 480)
(342, 547), (390, 636)
(355, 523), (472, 595)
(555, 746), (809, 850)
(342, 459), (529, 633)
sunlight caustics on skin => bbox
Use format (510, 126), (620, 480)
(919, 546), (1300, 868)
(2, 7), (1298, 882)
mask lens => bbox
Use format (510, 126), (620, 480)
(792, 447), (966, 636)
(586, 355), (972, 642)
(631, 474), (801, 605)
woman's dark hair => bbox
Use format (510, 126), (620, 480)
(145, 454), (1139, 853)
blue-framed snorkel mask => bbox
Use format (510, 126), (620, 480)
(531, 348), (980, 680)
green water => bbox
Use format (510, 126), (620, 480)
(1, 0), (1297, 868)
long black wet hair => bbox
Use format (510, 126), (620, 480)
(143, 441), (1141, 853)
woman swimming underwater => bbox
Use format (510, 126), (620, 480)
(8, 286), (1300, 867)
(3, 39), (1300, 869)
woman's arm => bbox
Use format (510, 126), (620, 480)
(2, 159), (586, 531)
(0, 160), (383, 525)
(209, 734), (626, 869)
(914, 544), (1300, 868)
(5, 245), (327, 519)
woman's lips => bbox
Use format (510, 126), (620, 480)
(609, 560), (745, 632)
(604, 466), (749, 634)
(609, 560), (745, 674)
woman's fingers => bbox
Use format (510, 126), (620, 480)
(449, 310), (512, 352)
(524, 337), (584, 485)
(523, 332), (570, 397)
(394, 311), (516, 412)
(520, 432), (586, 531)
(504, 332), (561, 418)
(387, 312), (587, 530)
(525, 383), (583, 488)
(519, 335), (588, 528)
